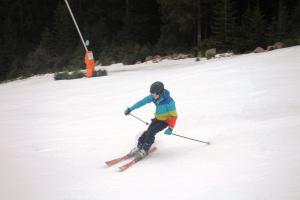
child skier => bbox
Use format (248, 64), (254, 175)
(124, 81), (178, 160)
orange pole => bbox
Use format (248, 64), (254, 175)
(85, 51), (95, 77)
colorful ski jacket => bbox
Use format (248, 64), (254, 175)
(129, 89), (177, 129)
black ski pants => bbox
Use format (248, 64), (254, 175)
(138, 119), (168, 151)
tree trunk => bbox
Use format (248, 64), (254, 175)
(197, 0), (202, 47)
(126, 0), (130, 25)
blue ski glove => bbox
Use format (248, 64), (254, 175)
(164, 128), (173, 135)
(124, 107), (132, 115)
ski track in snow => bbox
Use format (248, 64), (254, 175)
(0, 46), (300, 200)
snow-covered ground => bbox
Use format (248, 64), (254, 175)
(1, 46), (300, 200)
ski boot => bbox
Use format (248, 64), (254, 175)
(134, 149), (148, 161)
(126, 147), (140, 158)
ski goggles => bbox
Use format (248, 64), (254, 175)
(151, 93), (159, 97)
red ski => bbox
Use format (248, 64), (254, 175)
(119, 147), (157, 172)
(105, 155), (129, 167)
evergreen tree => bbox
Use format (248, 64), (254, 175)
(40, 27), (54, 53)
(277, 0), (289, 40)
(157, 0), (199, 52)
(290, 0), (300, 40)
(48, 2), (80, 71)
(251, 5), (268, 46)
(266, 0), (289, 45)
(233, 5), (267, 52)
(266, 16), (279, 44)
(1, 16), (20, 80)
(212, 0), (235, 51)
(52, 2), (78, 56)
(118, 0), (160, 44)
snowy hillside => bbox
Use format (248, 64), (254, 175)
(1, 46), (300, 200)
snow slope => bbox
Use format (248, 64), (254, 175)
(1, 46), (300, 200)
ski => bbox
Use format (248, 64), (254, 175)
(105, 146), (157, 167)
(105, 155), (129, 167)
(119, 147), (157, 172)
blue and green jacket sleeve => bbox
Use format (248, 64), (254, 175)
(129, 95), (153, 111)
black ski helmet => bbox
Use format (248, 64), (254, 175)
(150, 81), (164, 94)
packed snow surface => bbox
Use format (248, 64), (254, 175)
(1, 46), (300, 200)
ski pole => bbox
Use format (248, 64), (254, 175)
(129, 114), (210, 145)
(129, 113), (149, 125)
(172, 133), (210, 145)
